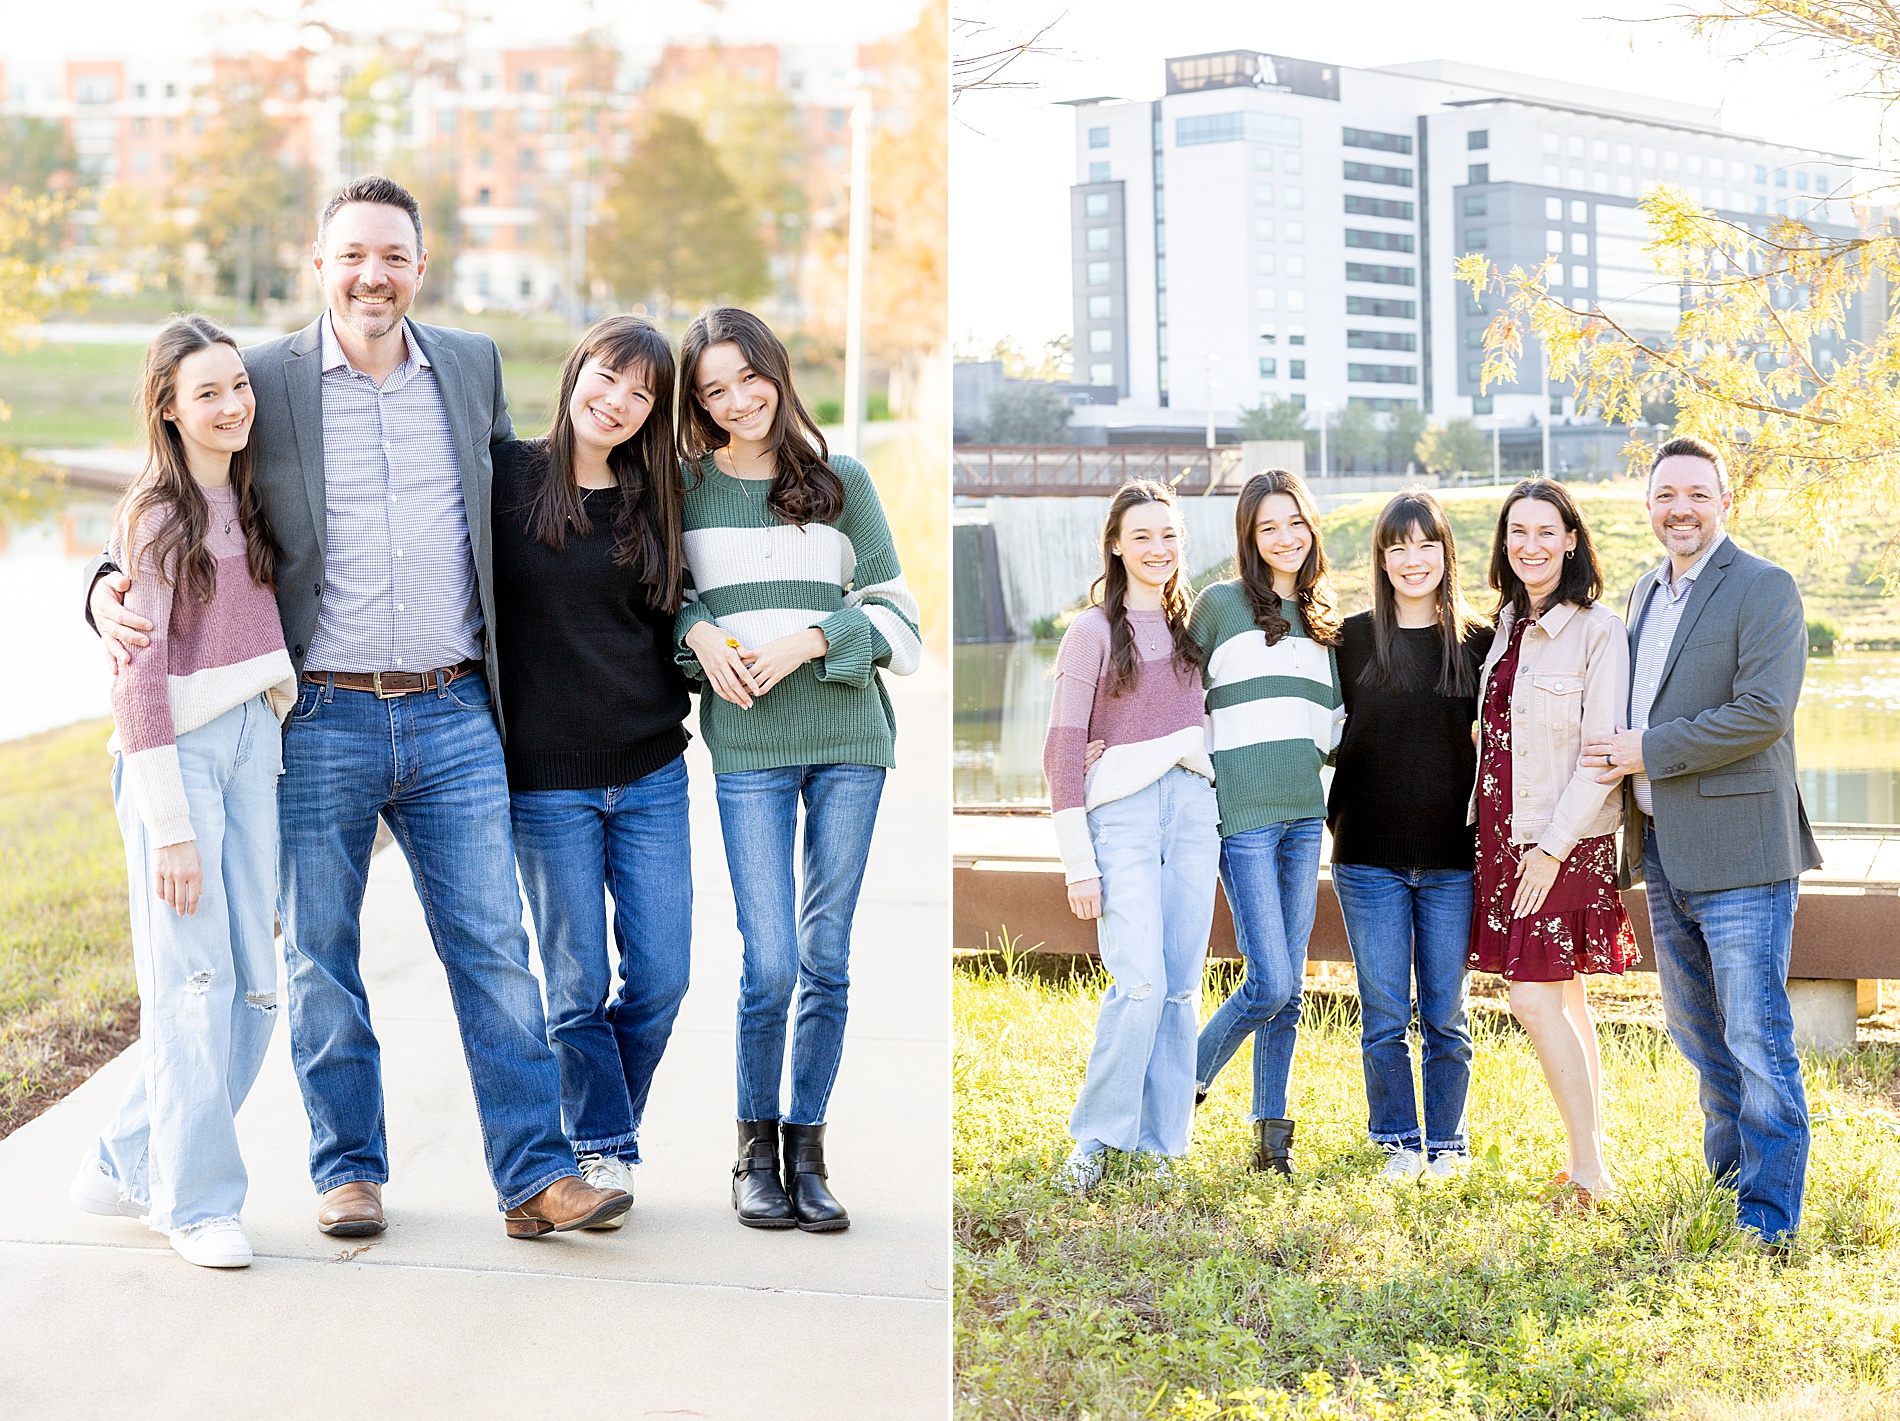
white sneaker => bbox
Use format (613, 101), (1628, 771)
(1377, 1147), (1426, 1181)
(69, 1153), (144, 1219)
(1056, 1145), (1106, 1195)
(169, 1223), (252, 1269)
(1427, 1151), (1472, 1180)
(576, 1153), (636, 1228)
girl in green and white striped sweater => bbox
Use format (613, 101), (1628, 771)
(1190, 469), (1345, 1176)
(675, 308), (921, 1235)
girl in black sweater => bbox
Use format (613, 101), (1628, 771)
(1327, 489), (1492, 1182)
(491, 316), (691, 1217)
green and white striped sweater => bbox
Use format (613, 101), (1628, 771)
(674, 452), (921, 773)
(1190, 580), (1344, 837)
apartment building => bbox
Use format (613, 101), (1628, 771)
(1, 39), (877, 316)
(1067, 51), (1862, 441)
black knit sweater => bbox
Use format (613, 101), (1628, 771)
(490, 439), (690, 791)
(1327, 610), (1494, 869)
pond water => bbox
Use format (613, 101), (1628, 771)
(955, 641), (1900, 826)
(1, 492), (118, 742)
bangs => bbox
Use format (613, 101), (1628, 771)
(1374, 493), (1451, 553)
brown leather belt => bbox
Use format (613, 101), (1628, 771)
(303, 659), (482, 699)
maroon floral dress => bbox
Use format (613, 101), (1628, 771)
(1468, 614), (1638, 981)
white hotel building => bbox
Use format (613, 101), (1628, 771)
(1066, 52), (1863, 441)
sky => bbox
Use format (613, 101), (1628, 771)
(0, 0), (925, 59)
(951, 0), (1897, 355)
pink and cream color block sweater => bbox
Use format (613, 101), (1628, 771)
(1042, 606), (1213, 883)
(108, 484), (297, 847)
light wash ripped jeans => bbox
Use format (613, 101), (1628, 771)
(1068, 767), (1221, 1160)
(92, 695), (282, 1235)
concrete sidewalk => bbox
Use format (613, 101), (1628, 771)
(0, 666), (950, 1419)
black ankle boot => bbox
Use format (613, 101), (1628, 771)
(780, 1121), (850, 1232)
(732, 1119), (796, 1228)
(1252, 1117), (1295, 1175)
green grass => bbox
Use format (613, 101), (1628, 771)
(0, 719), (138, 1135)
(0, 344), (148, 446)
(955, 959), (1900, 1419)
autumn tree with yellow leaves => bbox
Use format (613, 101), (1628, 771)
(1463, 1), (1900, 573)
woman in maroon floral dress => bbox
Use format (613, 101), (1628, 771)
(1468, 479), (1636, 1208)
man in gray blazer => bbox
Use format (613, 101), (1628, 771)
(89, 177), (628, 1239)
(1585, 435), (1821, 1246)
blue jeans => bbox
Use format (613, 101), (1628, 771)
(1643, 828), (1809, 1242)
(1070, 768), (1221, 1157)
(96, 696), (281, 1234)
(278, 673), (576, 1210)
(1331, 863), (1474, 1156)
(1196, 816), (1324, 1121)
(715, 762), (886, 1124)
(510, 756), (693, 1164)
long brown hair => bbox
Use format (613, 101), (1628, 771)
(1233, 469), (1340, 647)
(1488, 477), (1603, 621)
(526, 315), (684, 612)
(1368, 488), (1487, 697)
(678, 306), (844, 526)
(120, 314), (274, 601)
(1090, 479), (1200, 696)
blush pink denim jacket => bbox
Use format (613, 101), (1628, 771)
(1466, 598), (1630, 861)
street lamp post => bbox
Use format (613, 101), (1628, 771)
(1204, 353), (1219, 450)
(841, 90), (873, 460)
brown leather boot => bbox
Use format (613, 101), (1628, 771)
(317, 1181), (386, 1237)
(504, 1174), (631, 1238)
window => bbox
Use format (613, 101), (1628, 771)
(1343, 127), (1413, 154)
(1258, 323), (1277, 343)
(1465, 327), (1486, 349)
(477, 110), (494, 131)
(1545, 196), (1564, 220)
(1348, 363), (1416, 384)
(1176, 112), (1302, 147)
(478, 148), (493, 170)
(1287, 283), (1307, 315)
(1640, 146), (1657, 169)
(1346, 296), (1416, 318)
(1465, 228), (1487, 249)
(1466, 361), (1483, 382)
(1686, 154), (1702, 175)
(1088, 295), (1111, 318)
(1664, 151), (1680, 172)
(1287, 325), (1306, 345)
(1088, 329), (1113, 353)
(1730, 160), (1746, 179)
(1465, 194), (1488, 216)
(1256, 252), (1276, 277)
(1346, 195), (1414, 220)
(1255, 182), (1274, 206)
(1286, 256), (1306, 280)
(1547, 229), (1564, 253)
(1257, 288), (1278, 310)
(1254, 217), (1274, 241)
(1591, 139), (1609, 161)
(1616, 175), (1635, 197)
(1085, 227), (1110, 251)
(1543, 132), (1559, 154)
(1088, 126), (1109, 148)
(1755, 195), (1768, 214)
(1345, 228), (1414, 252)
(518, 183), (537, 207)
(1467, 163), (1489, 184)
(1088, 363), (1114, 386)
(1775, 168), (1787, 186)
(520, 147), (536, 170)
(134, 83), (146, 99)
(520, 108), (539, 132)
(1568, 135), (1584, 156)
(1616, 143), (1633, 164)
(1570, 200), (1588, 223)
(1085, 193), (1109, 217)
(1283, 153), (1302, 175)
(1796, 171), (1810, 191)
(164, 82), (177, 98)
(1754, 164), (1767, 183)
(1566, 167), (1583, 187)
(477, 186), (491, 205)
(1253, 148), (1273, 171)
(1347, 330), (1418, 351)
(1289, 360), (1306, 379)
(1259, 357), (1278, 377)
(1468, 130), (1489, 150)
(1551, 395), (1565, 415)
(1284, 186), (1303, 209)
(1570, 232), (1588, 255)
(1089, 161), (1109, 182)
(1343, 161), (1413, 187)
(1087, 260), (1110, 284)
(1570, 265), (1589, 288)
(1776, 198), (1789, 214)
(1591, 173), (1609, 193)
(1345, 262), (1415, 285)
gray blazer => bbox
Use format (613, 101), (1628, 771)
(90, 315), (516, 722)
(1619, 536), (1822, 893)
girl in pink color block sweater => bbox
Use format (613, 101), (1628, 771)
(70, 317), (294, 1271)
(1042, 480), (1219, 1191)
